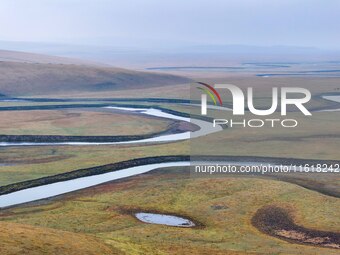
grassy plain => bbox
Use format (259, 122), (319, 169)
(0, 101), (338, 186)
(31, 75), (340, 102)
(0, 221), (120, 255)
(0, 109), (172, 136)
(0, 142), (189, 186)
(1, 167), (339, 254)
(191, 111), (340, 160)
(0, 67), (339, 255)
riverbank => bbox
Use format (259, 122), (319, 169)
(0, 155), (338, 197)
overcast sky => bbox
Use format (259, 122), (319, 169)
(1, 0), (339, 49)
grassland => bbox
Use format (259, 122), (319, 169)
(0, 99), (338, 186)
(0, 109), (172, 136)
(0, 221), (120, 255)
(1, 166), (339, 254)
(0, 60), (339, 255)
(0, 142), (189, 186)
(0, 60), (190, 97)
(191, 110), (340, 160)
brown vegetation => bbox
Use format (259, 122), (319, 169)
(0, 221), (121, 255)
(252, 205), (340, 249)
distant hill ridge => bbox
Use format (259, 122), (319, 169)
(0, 50), (190, 97)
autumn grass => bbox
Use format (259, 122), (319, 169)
(0, 221), (120, 255)
(0, 142), (189, 186)
(0, 105), (338, 186)
(1, 167), (339, 254)
(190, 110), (340, 160)
(0, 109), (171, 136)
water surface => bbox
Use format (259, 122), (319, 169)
(135, 212), (195, 227)
(0, 162), (190, 208)
(0, 106), (222, 146)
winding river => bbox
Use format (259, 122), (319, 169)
(0, 106), (222, 146)
(0, 161), (189, 208)
(1, 159), (334, 208)
(0, 98), (338, 208)
(0, 105), (222, 208)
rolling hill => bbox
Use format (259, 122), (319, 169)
(0, 49), (97, 65)
(0, 221), (120, 255)
(0, 50), (190, 97)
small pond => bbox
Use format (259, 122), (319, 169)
(135, 212), (195, 227)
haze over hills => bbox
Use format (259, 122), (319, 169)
(1, 41), (340, 68)
(0, 49), (100, 66)
(0, 50), (190, 97)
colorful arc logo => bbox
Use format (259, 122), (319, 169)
(195, 82), (223, 106)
